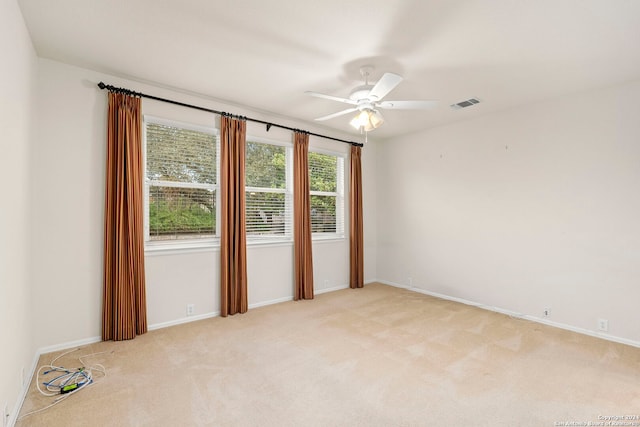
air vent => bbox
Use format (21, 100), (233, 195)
(450, 98), (481, 110)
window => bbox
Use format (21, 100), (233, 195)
(309, 151), (344, 237)
(245, 139), (292, 241)
(143, 117), (342, 248)
(144, 118), (218, 244)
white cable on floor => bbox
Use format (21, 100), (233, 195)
(18, 348), (111, 420)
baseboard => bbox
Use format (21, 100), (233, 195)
(8, 349), (40, 427)
(376, 280), (406, 288)
(520, 316), (640, 349)
(316, 284), (349, 294)
(150, 286), (351, 324)
(148, 311), (220, 331)
(377, 279), (640, 349)
(37, 335), (102, 356)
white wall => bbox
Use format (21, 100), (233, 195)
(32, 58), (376, 348)
(377, 80), (640, 343)
(0, 0), (38, 422)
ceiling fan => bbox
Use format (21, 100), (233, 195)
(306, 66), (437, 132)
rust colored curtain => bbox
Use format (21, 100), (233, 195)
(293, 132), (314, 300)
(102, 92), (147, 341)
(349, 145), (364, 289)
(220, 115), (248, 317)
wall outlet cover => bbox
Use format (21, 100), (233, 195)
(597, 318), (609, 332)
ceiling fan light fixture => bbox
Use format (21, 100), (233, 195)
(350, 109), (384, 132)
(349, 110), (370, 129)
(368, 109), (384, 130)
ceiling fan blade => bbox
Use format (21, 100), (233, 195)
(368, 73), (403, 101)
(305, 91), (357, 105)
(377, 100), (438, 110)
(314, 108), (358, 121)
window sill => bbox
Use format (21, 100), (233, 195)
(145, 240), (219, 256)
(145, 234), (345, 256)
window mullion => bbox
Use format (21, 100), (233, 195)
(149, 180), (215, 190)
(310, 190), (338, 197)
(246, 186), (287, 194)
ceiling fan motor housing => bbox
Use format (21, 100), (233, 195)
(349, 85), (374, 101)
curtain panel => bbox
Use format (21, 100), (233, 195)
(220, 115), (248, 316)
(349, 145), (364, 289)
(102, 92), (148, 341)
(293, 132), (314, 300)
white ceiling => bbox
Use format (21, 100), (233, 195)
(18, 0), (640, 139)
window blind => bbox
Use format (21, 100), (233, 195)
(308, 152), (344, 236)
(245, 141), (292, 240)
(145, 120), (217, 241)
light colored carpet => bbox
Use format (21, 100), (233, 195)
(17, 283), (640, 426)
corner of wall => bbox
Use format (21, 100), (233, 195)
(0, 1), (40, 425)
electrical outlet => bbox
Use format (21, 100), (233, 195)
(408, 277), (413, 287)
(543, 307), (551, 317)
(597, 318), (609, 332)
(324, 279), (329, 288)
(186, 304), (195, 316)
(21, 366), (25, 386)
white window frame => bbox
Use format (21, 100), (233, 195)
(309, 148), (345, 241)
(143, 115), (220, 253)
(245, 136), (293, 244)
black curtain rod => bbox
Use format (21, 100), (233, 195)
(97, 82), (363, 147)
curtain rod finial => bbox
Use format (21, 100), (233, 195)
(98, 82), (106, 90)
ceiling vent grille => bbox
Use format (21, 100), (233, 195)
(450, 98), (480, 110)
